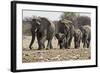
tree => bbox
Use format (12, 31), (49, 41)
(60, 12), (91, 28)
(76, 16), (91, 26)
(60, 12), (79, 22)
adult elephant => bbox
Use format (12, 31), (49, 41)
(74, 28), (82, 48)
(80, 25), (91, 48)
(55, 19), (74, 49)
(29, 17), (40, 50)
(29, 17), (55, 50)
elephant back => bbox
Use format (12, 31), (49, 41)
(40, 17), (52, 26)
(80, 25), (91, 36)
(74, 28), (82, 38)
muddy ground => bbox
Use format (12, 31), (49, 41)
(22, 36), (91, 63)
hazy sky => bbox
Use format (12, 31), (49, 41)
(23, 10), (90, 21)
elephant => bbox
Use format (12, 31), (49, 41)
(55, 19), (74, 49)
(60, 19), (74, 49)
(29, 17), (55, 50)
(55, 33), (66, 49)
(74, 28), (82, 48)
(80, 25), (91, 48)
(29, 17), (39, 50)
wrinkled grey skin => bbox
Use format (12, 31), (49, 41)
(29, 18), (39, 50)
(64, 22), (74, 49)
(55, 33), (66, 49)
(29, 17), (55, 50)
(80, 25), (91, 48)
(55, 20), (74, 49)
(74, 28), (82, 48)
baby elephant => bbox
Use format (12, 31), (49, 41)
(80, 25), (91, 48)
(55, 33), (66, 49)
(74, 28), (82, 48)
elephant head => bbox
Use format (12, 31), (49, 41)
(74, 28), (82, 48)
(31, 17), (41, 31)
(55, 33), (66, 49)
(60, 19), (73, 35)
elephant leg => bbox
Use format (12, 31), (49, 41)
(29, 37), (34, 50)
(42, 38), (46, 49)
(75, 41), (78, 48)
(37, 40), (42, 50)
(78, 40), (80, 48)
(61, 43), (65, 49)
(65, 33), (71, 49)
(50, 40), (53, 49)
(60, 44), (62, 49)
(74, 38), (80, 49)
(87, 40), (90, 48)
(68, 37), (72, 48)
(47, 39), (53, 49)
(65, 41), (69, 49)
(77, 41), (80, 49)
(74, 37), (76, 48)
(83, 41), (85, 48)
(83, 42), (85, 48)
(39, 36), (46, 50)
(37, 32), (45, 50)
(65, 39), (70, 49)
(83, 40), (87, 48)
(87, 41), (89, 48)
(38, 41), (45, 50)
(75, 41), (77, 48)
(58, 41), (63, 49)
(29, 31), (35, 50)
(47, 40), (51, 49)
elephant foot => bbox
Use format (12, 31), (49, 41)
(38, 48), (43, 50)
(75, 46), (79, 49)
(46, 47), (50, 50)
(29, 47), (32, 50)
(65, 46), (70, 49)
(60, 46), (65, 49)
(75, 48), (79, 49)
(87, 45), (90, 48)
(46, 45), (51, 50)
(46, 48), (48, 50)
(60, 48), (65, 49)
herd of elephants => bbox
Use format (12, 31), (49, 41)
(28, 17), (91, 50)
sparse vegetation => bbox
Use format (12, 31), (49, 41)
(22, 36), (91, 63)
(22, 12), (91, 63)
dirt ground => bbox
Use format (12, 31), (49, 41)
(22, 36), (91, 63)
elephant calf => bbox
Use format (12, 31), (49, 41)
(55, 33), (66, 49)
(74, 28), (82, 48)
(80, 25), (91, 48)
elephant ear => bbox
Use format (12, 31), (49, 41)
(61, 34), (66, 40)
(55, 33), (65, 40)
(55, 33), (60, 39)
(61, 19), (72, 29)
(61, 19), (72, 24)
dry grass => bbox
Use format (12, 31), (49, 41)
(22, 36), (91, 63)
